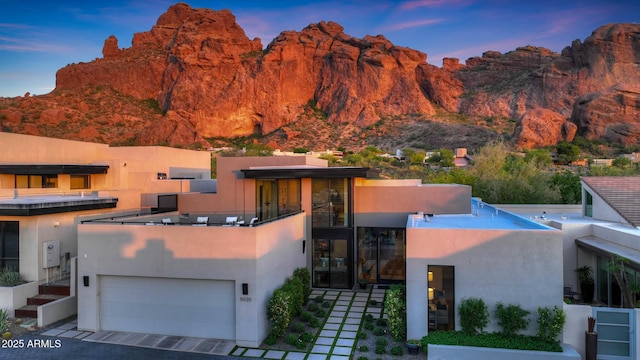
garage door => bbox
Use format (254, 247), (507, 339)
(100, 276), (235, 340)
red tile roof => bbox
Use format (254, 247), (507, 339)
(582, 176), (640, 228)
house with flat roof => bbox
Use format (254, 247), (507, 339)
(74, 154), (566, 347)
(0, 132), (210, 321)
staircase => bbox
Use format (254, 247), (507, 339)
(14, 283), (70, 318)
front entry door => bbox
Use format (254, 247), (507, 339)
(312, 238), (349, 288)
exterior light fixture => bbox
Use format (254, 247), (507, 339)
(428, 271), (433, 282)
(428, 287), (434, 301)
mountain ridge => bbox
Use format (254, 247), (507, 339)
(1, 3), (639, 151)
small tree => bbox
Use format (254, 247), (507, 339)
(458, 297), (489, 334)
(609, 256), (636, 308)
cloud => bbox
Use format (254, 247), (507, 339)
(0, 34), (74, 53)
(383, 18), (444, 32)
(399, 0), (471, 11)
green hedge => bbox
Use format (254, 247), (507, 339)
(267, 268), (310, 338)
(421, 331), (562, 353)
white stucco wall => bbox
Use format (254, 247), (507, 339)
(406, 227), (563, 339)
(77, 213), (306, 347)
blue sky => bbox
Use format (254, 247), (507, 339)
(0, 0), (638, 97)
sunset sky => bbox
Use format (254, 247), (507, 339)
(0, 0), (638, 97)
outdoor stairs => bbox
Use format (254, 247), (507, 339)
(14, 284), (70, 318)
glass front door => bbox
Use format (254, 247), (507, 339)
(357, 227), (405, 284)
(313, 238), (348, 288)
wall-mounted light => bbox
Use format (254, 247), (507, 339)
(428, 287), (434, 301)
(428, 271), (433, 282)
(53, 221), (60, 227)
(242, 283), (249, 295)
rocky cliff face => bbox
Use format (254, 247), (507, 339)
(3, 3), (640, 150)
(442, 23), (640, 148)
(55, 3), (432, 142)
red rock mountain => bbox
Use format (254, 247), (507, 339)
(2, 3), (640, 150)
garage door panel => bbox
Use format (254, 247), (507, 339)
(100, 276), (235, 339)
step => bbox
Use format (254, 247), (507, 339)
(39, 284), (71, 296)
(27, 294), (66, 305)
(14, 305), (38, 319)
(19, 318), (37, 328)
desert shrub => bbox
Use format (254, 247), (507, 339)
(321, 301), (331, 308)
(375, 344), (386, 354)
(364, 322), (375, 331)
(0, 309), (7, 333)
(314, 295), (324, 303)
(291, 321), (306, 333)
(292, 267), (311, 304)
(373, 327), (386, 336)
(284, 333), (299, 346)
(314, 308), (326, 318)
(391, 345), (404, 356)
(536, 306), (566, 342)
(368, 299), (378, 306)
(458, 297), (489, 334)
(495, 302), (530, 336)
(264, 333), (277, 345)
(376, 318), (387, 327)
(307, 316), (320, 328)
(300, 311), (313, 322)
(358, 345), (369, 352)
(307, 302), (319, 312)
(364, 314), (374, 322)
(300, 332), (313, 343)
(0, 267), (24, 287)
(357, 357), (367, 360)
(357, 331), (367, 339)
(385, 285), (406, 341)
(376, 337), (388, 346)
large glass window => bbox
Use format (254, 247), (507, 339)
(70, 175), (91, 189)
(256, 179), (301, 221)
(312, 238), (348, 288)
(597, 255), (640, 307)
(15, 174), (58, 188)
(357, 227), (406, 284)
(428, 265), (455, 331)
(312, 178), (348, 227)
(0, 221), (19, 270)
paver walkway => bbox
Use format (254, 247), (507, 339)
(233, 287), (386, 360)
(36, 287), (386, 359)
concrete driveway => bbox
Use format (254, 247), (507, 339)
(0, 334), (240, 360)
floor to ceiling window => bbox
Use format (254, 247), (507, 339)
(312, 178), (348, 227)
(357, 227), (406, 284)
(0, 221), (19, 270)
(428, 265), (455, 331)
(311, 177), (352, 289)
(256, 179), (301, 221)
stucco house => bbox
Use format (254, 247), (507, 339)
(74, 154), (565, 347)
(0, 132), (210, 320)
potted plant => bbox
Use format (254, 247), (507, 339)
(575, 265), (594, 303)
(585, 316), (597, 360)
(357, 278), (368, 290)
(406, 339), (420, 355)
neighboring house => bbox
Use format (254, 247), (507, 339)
(77, 155), (564, 347)
(0, 132), (210, 318)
